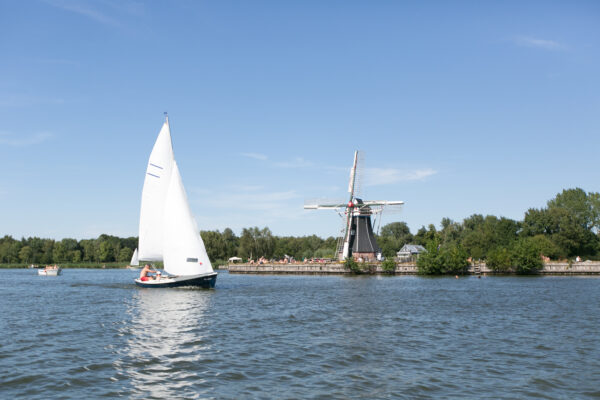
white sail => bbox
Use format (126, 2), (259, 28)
(130, 248), (139, 266)
(138, 120), (174, 261)
(163, 162), (213, 276)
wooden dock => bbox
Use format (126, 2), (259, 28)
(225, 261), (600, 275)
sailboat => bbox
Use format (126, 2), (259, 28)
(134, 115), (217, 288)
(126, 248), (140, 270)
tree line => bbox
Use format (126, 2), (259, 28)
(409, 188), (600, 274)
(1, 188), (598, 273)
(0, 229), (338, 266)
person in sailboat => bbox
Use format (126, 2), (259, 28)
(139, 264), (160, 281)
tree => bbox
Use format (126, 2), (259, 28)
(24, 237), (45, 264)
(98, 241), (114, 262)
(461, 215), (519, 260)
(417, 240), (443, 274)
(19, 245), (33, 264)
(548, 188), (598, 230)
(417, 239), (469, 275)
(80, 239), (98, 262)
(523, 204), (599, 258)
(201, 230), (227, 262)
(379, 222), (413, 258)
(222, 228), (239, 258)
(440, 218), (463, 245)
(53, 242), (67, 262)
(512, 238), (543, 274)
(486, 247), (512, 272)
(41, 240), (55, 264)
(71, 249), (82, 263)
(118, 247), (133, 262)
(527, 235), (562, 260)
(239, 227), (275, 260)
(0, 236), (21, 263)
(414, 224), (439, 246)
(381, 258), (397, 273)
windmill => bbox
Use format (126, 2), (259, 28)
(304, 151), (404, 261)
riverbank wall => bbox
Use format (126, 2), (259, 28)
(226, 261), (600, 275)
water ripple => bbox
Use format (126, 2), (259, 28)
(1, 271), (600, 398)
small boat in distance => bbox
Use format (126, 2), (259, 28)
(134, 115), (217, 288)
(38, 265), (62, 276)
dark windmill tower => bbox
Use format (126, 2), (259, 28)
(304, 151), (404, 261)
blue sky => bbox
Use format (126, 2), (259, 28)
(1, 0), (599, 240)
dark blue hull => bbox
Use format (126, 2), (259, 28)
(134, 273), (217, 289)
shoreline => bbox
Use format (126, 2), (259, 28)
(3, 261), (600, 275)
(226, 261), (600, 275)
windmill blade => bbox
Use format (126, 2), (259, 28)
(348, 151), (358, 197)
(304, 199), (347, 209)
(361, 200), (404, 206)
(347, 150), (364, 200)
(304, 204), (348, 210)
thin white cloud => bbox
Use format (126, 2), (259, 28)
(193, 188), (299, 212)
(44, 0), (120, 26)
(513, 36), (565, 51)
(189, 186), (307, 232)
(0, 132), (54, 147)
(237, 185), (265, 191)
(274, 157), (314, 168)
(0, 94), (64, 107)
(241, 152), (268, 161)
(43, 0), (144, 27)
(365, 167), (437, 186)
(239, 153), (314, 168)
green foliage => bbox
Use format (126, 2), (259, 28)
(526, 235), (562, 260)
(414, 224), (440, 246)
(378, 222), (413, 258)
(381, 258), (397, 273)
(18, 245), (32, 263)
(314, 247), (335, 259)
(461, 215), (519, 260)
(416, 240), (443, 274)
(548, 188), (600, 230)
(512, 238), (543, 274)
(239, 227), (276, 260)
(443, 244), (470, 273)
(118, 247), (133, 262)
(522, 189), (600, 258)
(417, 239), (469, 275)
(344, 257), (363, 273)
(0, 235), (140, 266)
(486, 247), (512, 272)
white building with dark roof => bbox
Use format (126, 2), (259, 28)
(397, 244), (427, 261)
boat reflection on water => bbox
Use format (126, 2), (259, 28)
(116, 288), (213, 398)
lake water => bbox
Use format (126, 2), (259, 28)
(1, 269), (599, 399)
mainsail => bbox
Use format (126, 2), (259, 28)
(163, 162), (213, 276)
(138, 120), (174, 261)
